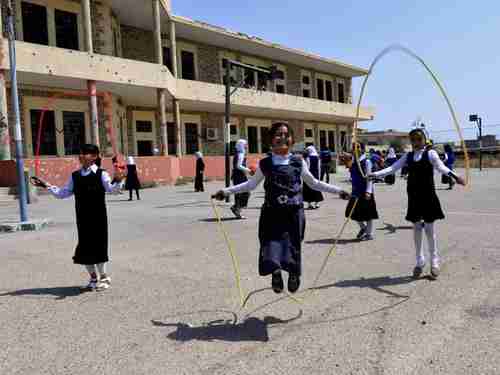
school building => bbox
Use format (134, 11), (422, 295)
(0, 0), (374, 186)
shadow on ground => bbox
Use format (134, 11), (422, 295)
(0, 286), (87, 300)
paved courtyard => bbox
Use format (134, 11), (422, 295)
(1, 167), (499, 375)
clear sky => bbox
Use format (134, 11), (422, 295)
(172, 1), (500, 143)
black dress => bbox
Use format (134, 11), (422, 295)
(125, 165), (141, 190)
(345, 157), (379, 221)
(72, 169), (109, 265)
(195, 158), (205, 192)
(232, 153), (249, 209)
(405, 150), (445, 223)
(258, 155), (305, 276)
(302, 155), (324, 204)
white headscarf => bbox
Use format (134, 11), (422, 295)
(235, 139), (247, 153)
(305, 145), (318, 157)
(127, 156), (135, 165)
(195, 151), (203, 159)
(387, 147), (397, 159)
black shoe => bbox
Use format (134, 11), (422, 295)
(412, 266), (424, 279)
(288, 274), (300, 293)
(230, 206), (241, 219)
(272, 271), (284, 294)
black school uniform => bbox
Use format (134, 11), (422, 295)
(302, 155), (324, 204)
(345, 156), (379, 221)
(195, 158), (205, 192)
(405, 150), (445, 223)
(72, 168), (109, 265)
(258, 155), (305, 276)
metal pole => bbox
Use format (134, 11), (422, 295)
(6, 1), (28, 222)
(224, 61), (231, 202)
(478, 117), (482, 171)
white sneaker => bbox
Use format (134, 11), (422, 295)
(97, 276), (111, 290)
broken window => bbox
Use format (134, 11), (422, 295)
(163, 47), (173, 73)
(181, 51), (196, 80)
(63, 111), (85, 155)
(338, 82), (345, 103)
(30, 110), (56, 155)
(185, 123), (198, 154)
(136, 121), (153, 133)
(55, 9), (79, 50)
(325, 81), (333, 101)
(317, 79), (325, 100)
(247, 126), (258, 154)
(21, 2), (49, 45)
(167, 122), (176, 155)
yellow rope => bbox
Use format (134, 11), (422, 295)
(352, 44), (471, 187)
(210, 199), (246, 308)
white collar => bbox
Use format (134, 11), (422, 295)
(82, 164), (98, 173)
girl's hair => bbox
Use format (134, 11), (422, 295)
(409, 128), (427, 141)
(444, 144), (453, 153)
(269, 122), (294, 140)
(80, 144), (100, 155)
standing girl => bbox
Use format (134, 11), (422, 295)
(231, 139), (252, 219)
(44, 144), (124, 290)
(442, 144), (456, 190)
(370, 128), (465, 279)
(194, 151), (205, 192)
(214, 123), (349, 294)
(125, 156), (141, 201)
(384, 147), (398, 185)
(302, 145), (324, 209)
(344, 143), (379, 241)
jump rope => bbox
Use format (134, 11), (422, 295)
(210, 45), (471, 310)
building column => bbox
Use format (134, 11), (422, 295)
(0, 70), (11, 160)
(153, 0), (168, 156)
(169, 17), (182, 157)
(82, 0), (99, 146)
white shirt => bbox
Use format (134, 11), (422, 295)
(357, 155), (374, 194)
(48, 164), (123, 199)
(224, 153), (343, 195)
(373, 149), (453, 178)
(235, 152), (251, 175)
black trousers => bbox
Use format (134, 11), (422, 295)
(320, 165), (331, 183)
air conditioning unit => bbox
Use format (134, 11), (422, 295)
(206, 128), (219, 141)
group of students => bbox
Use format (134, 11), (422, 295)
(34, 123), (464, 295)
(214, 124), (465, 294)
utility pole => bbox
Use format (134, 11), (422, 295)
(6, 0), (29, 222)
(223, 60), (277, 202)
(469, 114), (483, 171)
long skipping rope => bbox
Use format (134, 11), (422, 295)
(210, 196), (359, 309)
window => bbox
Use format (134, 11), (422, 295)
(328, 131), (336, 152)
(55, 9), (79, 50)
(181, 51), (196, 80)
(63, 111), (85, 155)
(257, 70), (269, 91)
(317, 79), (325, 100)
(338, 82), (345, 103)
(137, 140), (153, 156)
(163, 47), (173, 73)
(167, 122), (176, 155)
(247, 126), (258, 154)
(21, 2), (49, 45)
(276, 84), (285, 94)
(274, 70), (285, 80)
(325, 81), (333, 102)
(244, 67), (256, 88)
(340, 131), (347, 151)
(301, 72), (312, 99)
(320, 130), (327, 150)
(305, 129), (313, 138)
(30, 110), (56, 155)
(260, 127), (270, 154)
(273, 68), (286, 94)
(221, 58), (237, 86)
(136, 121), (153, 133)
(185, 123), (198, 154)
(230, 125), (237, 135)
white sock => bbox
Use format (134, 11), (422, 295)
(96, 263), (107, 276)
(414, 223), (425, 267)
(365, 220), (374, 236)
(85, 265), (97, 278)
(357, 221), (367, 230)
(424, 222), (440, 267)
